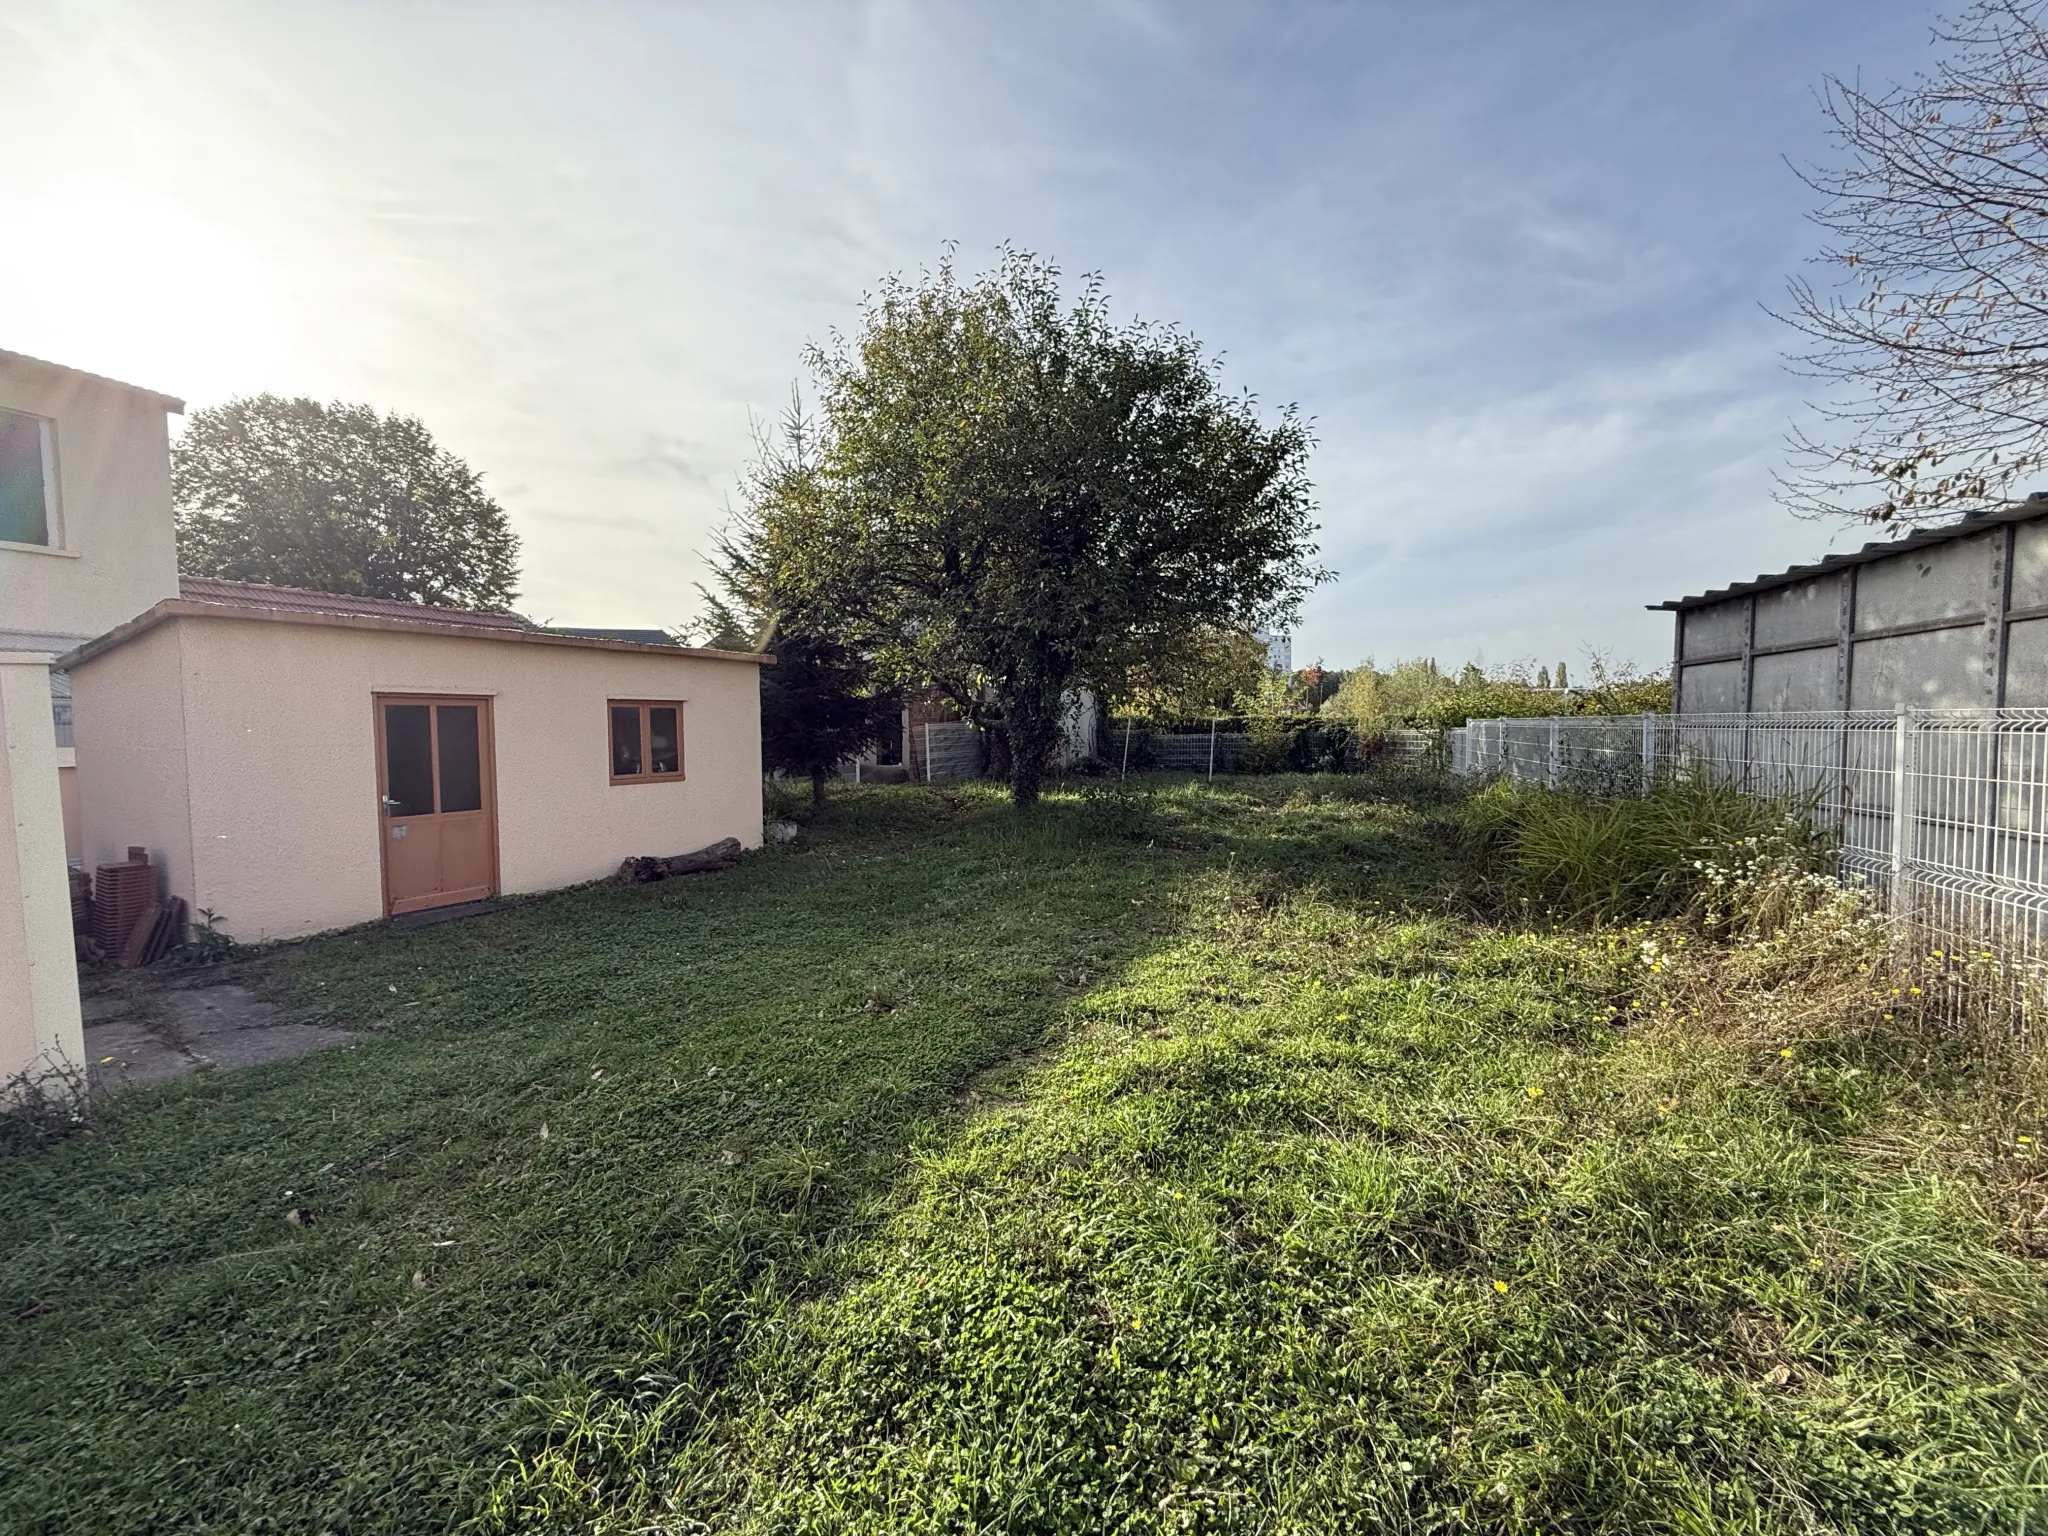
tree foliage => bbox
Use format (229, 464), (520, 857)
(770, 248), (1320, 805)
(1114, 626), (1275, 720)
(759, 631), (898, 804)
(702, 405), (894, 802)
(1781, 0), (2048, 523)
(173, 394), (521, 609)
(1326, 654), (1670, 731)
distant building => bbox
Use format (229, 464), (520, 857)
(1257, 628), (1292, 674)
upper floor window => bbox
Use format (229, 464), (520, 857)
(0, 407), (56, 547)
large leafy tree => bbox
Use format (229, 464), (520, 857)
(173, 394), (521, 609)
(775, 248), (1321, 805)
(1781, 1), (2048, 523)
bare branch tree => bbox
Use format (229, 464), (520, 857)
(1781, 0), (2048, 525)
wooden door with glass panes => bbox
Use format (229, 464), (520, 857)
(374, 695), (498, 915)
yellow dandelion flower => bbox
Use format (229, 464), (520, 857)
(1526, 1086), (1544, 1098)
(1494, 1280), (1510, 1293)
(1909, 986), (1923, 996)
(1779, 1048), (1794, 1058)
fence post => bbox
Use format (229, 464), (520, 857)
(1120, 718), (1133, 780)
(1890, 707), (1915, 880)
(1640, 711), (1656, 797)
(924, 723), (934, 784)
(1547, 717), (1562, 788)
(1207, 717), (1217, 782)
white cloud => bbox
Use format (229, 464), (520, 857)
(1, 0), (1944, 647)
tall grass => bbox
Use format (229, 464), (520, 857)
(1467, 776), (1833, 924)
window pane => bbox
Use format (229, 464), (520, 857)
(0, 410), (48, 546)
(649, 707), (680, 775)
(437, 705), (482, 813)
(611, 705), (643, 777)
(384, 705), (435, 816)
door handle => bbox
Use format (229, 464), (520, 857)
(381, 796), (402, 814)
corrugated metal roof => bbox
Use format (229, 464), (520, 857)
(177, 576), (530, 629)
(1650, 498), (2048, 612)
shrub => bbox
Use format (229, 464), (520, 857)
(169, 907), (239, 968)
(1236, 714), (1296, 773)
(1284, 719), (1355, 772)
(1467, 776), (1832, 924)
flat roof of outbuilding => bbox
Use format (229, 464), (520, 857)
(60, 577), (772, 669)
(1651, 499), (2048, 613)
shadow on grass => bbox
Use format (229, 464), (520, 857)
(0, 774), (1456, 1535)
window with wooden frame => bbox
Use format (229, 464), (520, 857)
(609, 700), (685, 784)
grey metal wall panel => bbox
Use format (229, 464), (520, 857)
(1681, 601), (1747, 659)
(1753, 579), (1836, 648)
(1849, 625), (1987, 708)
(1854, 533), (1990, 631)
(2012, 521), (2048, 611)
(1679, 659), (1743, 712)
(1751, 647), (1837, 712)
(2001, 616), (2048, 705)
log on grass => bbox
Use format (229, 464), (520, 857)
(617, 837), (744, 884)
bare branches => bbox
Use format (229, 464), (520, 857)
(1781, 0), (2048, 523)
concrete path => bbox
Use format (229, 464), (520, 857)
(86, 984), (354, 1089)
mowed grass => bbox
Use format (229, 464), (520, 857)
(5, 776), (2045, 1534)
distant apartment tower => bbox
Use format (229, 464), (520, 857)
(1257, 628), (1292, 674)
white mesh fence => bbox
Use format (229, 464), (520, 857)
(1450, 709), (2048, 982)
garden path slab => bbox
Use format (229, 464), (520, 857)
(85, 984), (355, 1087)
(85, 1016), (192, 1089)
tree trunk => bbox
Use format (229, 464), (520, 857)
(811, 767), (827, 807)
(1004, 706), (1061, 808)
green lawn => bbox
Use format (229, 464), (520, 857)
(3, 777), (2042, 1534)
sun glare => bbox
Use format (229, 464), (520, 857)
(0, 181), (289, 403)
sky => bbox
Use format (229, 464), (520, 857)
(0, 0), (1959, 671)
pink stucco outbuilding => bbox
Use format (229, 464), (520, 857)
(62, 579), (770, 942)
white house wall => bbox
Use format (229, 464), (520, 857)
(0, 355), (178, 650)
(0, 657), (84, 1084)
(70, 620), (196, 912)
